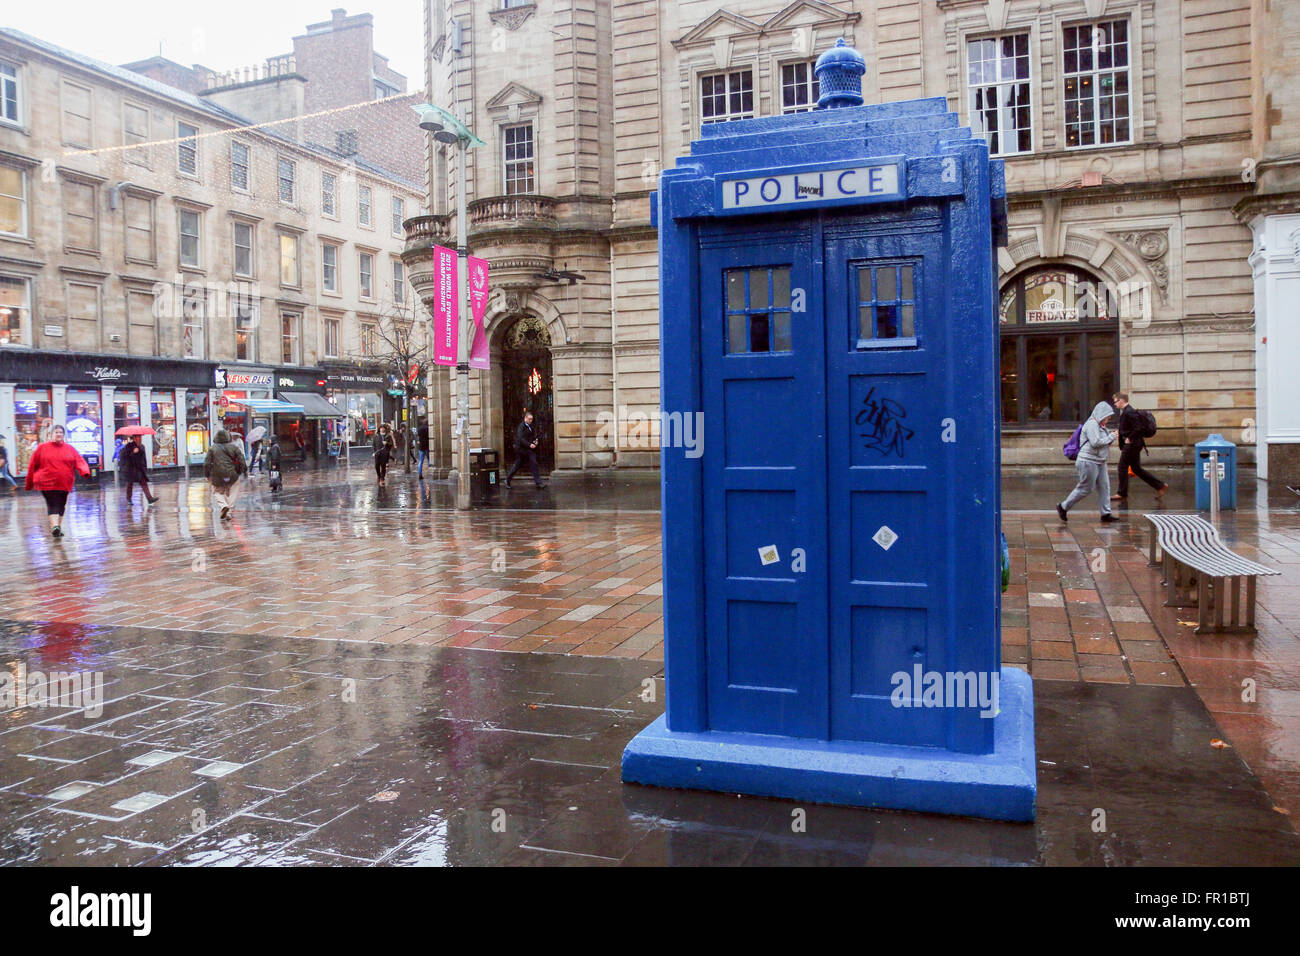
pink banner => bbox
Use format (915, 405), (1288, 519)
(468, 256), (490, 370)
(432, 245), (458, 366)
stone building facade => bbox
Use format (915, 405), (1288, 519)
(408, 0), (1299, 477)
(0, 27), (423, 472)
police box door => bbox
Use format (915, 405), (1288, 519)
(699, 227), (828, 739)
(823, 221), (954, 746)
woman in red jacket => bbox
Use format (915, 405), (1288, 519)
(24, 425), (91, 538)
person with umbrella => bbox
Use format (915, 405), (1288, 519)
(246, 425), (267, 477)
(24, 424), (90, 537)
(117, 427), (159, 505)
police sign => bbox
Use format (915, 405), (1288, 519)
(720, 160), (904, 213)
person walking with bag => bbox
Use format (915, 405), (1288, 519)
(372, 423), (395, 485)
(203, 428), (247, 521)
(266, 436), (283, 492)
(0, 436), (16, 493)
(120, 434), (159, 505)
(1057, 401), (1119, 524)
(1110, 392), (1168, 503)
(24, 425), (90, 537)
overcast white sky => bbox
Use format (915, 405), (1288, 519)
(6, 1), (424, 83)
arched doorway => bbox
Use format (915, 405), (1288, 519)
(499, 314), (554, 473)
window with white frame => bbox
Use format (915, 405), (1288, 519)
(392, 196), (405, 236)
(178, 209), (201, 268)
(177, 121), (198, 175)
(182, 284), (205, 358)
(281, 312), (301, 365)
(278, 157), (296, 204)
(700, 70), (754, 125)
(968, 34), (1032, 157)
(230, 141), (250, 192)
(358, 184), (372, 226)
(780, 61), (819, 114)
(280, 233), (300, 286)
(322, 243), (339, 293)
(321, 171), (337, 216)
(0, 165), (26, 237)
(503, 124), (534, 194)
(233, 221), (254, 278)
(235, 300), (257, 361)
(392, 258), (405, 305)
(1, 61), (20, 126)
(0, 274), (30, 347)
(1062, 19), (1131, 148)
(123, 103), (149, 167)
(324, 316), (340, 358)
(359, 252), (374, 299)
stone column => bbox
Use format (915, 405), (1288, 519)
(1248, 213), (1300, 482)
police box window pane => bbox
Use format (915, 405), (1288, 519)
(749, 268), (769, 309)
(727, 271), (745, 311)
(724, 266), (793, 354)
(855, 263), (917, 348)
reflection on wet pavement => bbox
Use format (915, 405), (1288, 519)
(2, 618), (1297, 866)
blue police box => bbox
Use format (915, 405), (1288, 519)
(622, 41), (1036, 821)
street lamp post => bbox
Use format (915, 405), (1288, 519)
(413, 103), (485, 510)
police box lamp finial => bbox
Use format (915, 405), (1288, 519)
(815, 38), (866, 110)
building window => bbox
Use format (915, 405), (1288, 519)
(0, 165), (26, 237)
(392, 196), (405, 236)
(360, 321), (378, 356)
(324, 317), (340, 358)
(781, 61), (819, 114)
(178, 209), (201, 268)
(359, 252), (374, 299)
(123, 103), (150, 167)
(724, 266), (793, 354)
(375, 78), (398, 99)
(280, 233), (300, 287)
(177, 121), (199, 175)
(0, 274), (30, 346)
(277, 157), (296, 204)
(503, 124), (535, 194)
(66, 282), (101, 351)
(392, 258), (405, 305)
(1, 61), (20, 126)
(124, 193), (155, 264)
(999, 266), (1119, 425)
(968, 34), (1032, 156)
(182, 284), (205, 358)
(358, 184), (372, 226)
(322, 243), (339, 293)
(230, 141), (250, 192)
(62, 178), (98, 254)
(321, 171), (337, 216)
(62, 80), (93, 148)
(701, 70), (754, 125)
(281, 312), (301, 365)
(855, 262), (918, 348)
(235, 300), (257, 361)
(1063, 19), (1131, 148)
(233, 221), (254, 278)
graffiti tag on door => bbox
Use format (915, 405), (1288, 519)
(856, 386), (914, 458)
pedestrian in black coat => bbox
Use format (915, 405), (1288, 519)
(504, 411), (544, 489)
(1111, 392), (1168, 501)
(120, 436), (158, 505)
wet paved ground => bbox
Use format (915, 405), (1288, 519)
(2, 618), (1297, 866)
(1, 462), (1299, 863)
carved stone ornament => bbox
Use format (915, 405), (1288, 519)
(1111, 230), (1171, 304)
(490, 4), (536, 31)
(432, 35), (446, 62)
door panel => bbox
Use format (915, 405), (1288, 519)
(699, 230), (828, 738)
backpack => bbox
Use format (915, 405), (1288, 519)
(1136, 408), (1157, 439)
(1063, 423), (1083, 461)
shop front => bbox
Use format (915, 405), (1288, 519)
(274, 367), (342, 461)
(321, 367), (387, 454)
(0, 350), (217, 477)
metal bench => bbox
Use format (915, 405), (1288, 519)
(1144, 513), (1279, 633)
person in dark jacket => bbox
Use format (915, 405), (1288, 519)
(266, 437), (283, 492)
(120, 435), (159, 505)
(203, 428), (247, 520)
(25, 425), (91, 537)
(416, 421), (430, 479)
(0, 436), (16, 492)
(1110, 392), (1168, 502)
(372, 424), (395, 485)
(504, 411), (544, 489)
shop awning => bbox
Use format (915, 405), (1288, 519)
(228, 398), (305, 413)
(279, 392), (345, 419)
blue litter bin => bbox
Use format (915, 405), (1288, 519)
(1194, 434), (1236, 510)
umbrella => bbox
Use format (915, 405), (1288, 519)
(114, 426), (155, 437)
(246, 425), (267, 444)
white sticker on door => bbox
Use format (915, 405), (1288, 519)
(873, 526), (899, 551)
(758, 545), (780, 566)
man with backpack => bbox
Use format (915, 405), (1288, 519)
(1110, 392), (1169, 502)
(1057, 401), (1119, 523)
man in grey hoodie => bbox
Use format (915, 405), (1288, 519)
(1057, 401), (1120, 523)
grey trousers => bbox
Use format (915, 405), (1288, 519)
(1062, 458), (1111, 516)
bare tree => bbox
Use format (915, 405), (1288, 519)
(347, 300), (430, 472)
